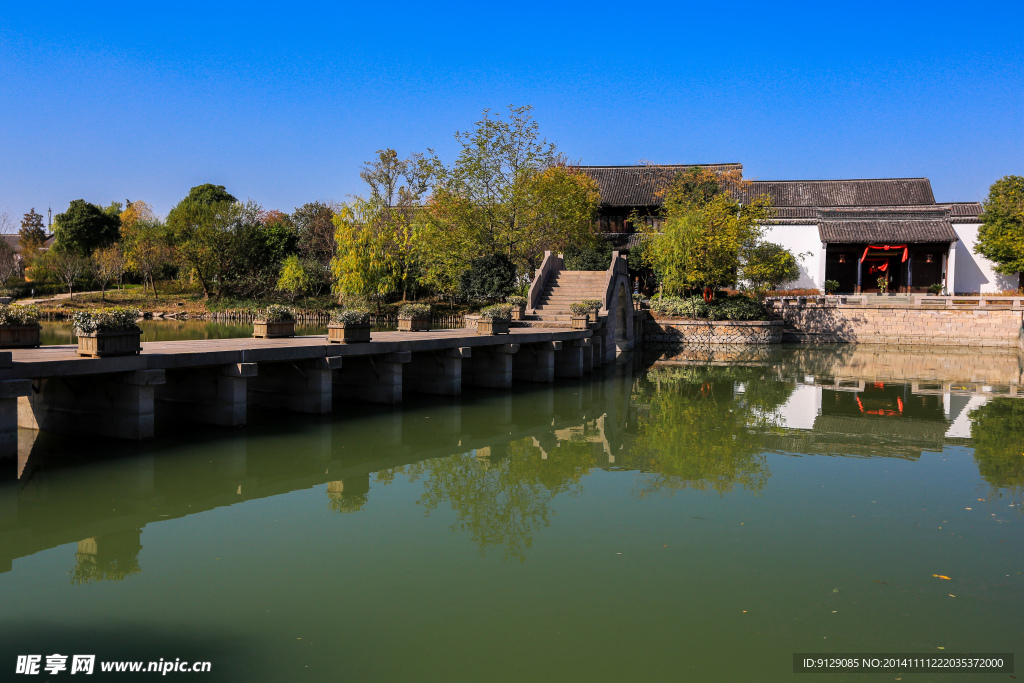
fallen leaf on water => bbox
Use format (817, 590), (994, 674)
(937, 647), (945, 650)
(978, 498), (985, 501)
(832, 588), (840, 593)
(933, 575), (952, 580)
(965, 507), (972, 510)
(949, 594), (956, 597)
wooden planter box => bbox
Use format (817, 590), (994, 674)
(0, 324), (41, 348)
(571, 316), (590, 330)
(398, 315), (430, 332)
(253, 320), (295, 338)
(587, 310), (599, 323)
(77, 329), (142, 358)
(511, 306), (526, 321)
(328, 323), (371, 344)
(477, 318), (510, 335)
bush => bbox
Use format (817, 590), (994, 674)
(824, 279), (840, 294)
(563, 242), (612, 271)
(568, 302), (591, 316)
(257, 304), (294, 322)
(581, 298), (602, 311)
(506, 295), (527, 308)
(459, 254), (517, 301)
(398, 303), (430, 318)
(479, 304), (512, 321)
(0, 304), (41, 326)
(330, 308), (371, 325)
(72, 307), (141, 335)
(650, 294), (766, 321)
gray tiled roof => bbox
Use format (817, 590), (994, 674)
(818, 220), (957, 244)
(578, 164), (744, 207)
(937, 202), (983, 222)
(743, 178), (936, 207)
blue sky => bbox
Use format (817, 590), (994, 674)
(1, 1), (1021, 221)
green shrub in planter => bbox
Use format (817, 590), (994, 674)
(0, 304), (41, 326)
(330, 309), (371, 325)
(824, 279), (840, 295)
(568, 302), (591, 317)
(479, 304), (512, 321)
(398, 303), (431, 318)
(581, 299), (602, 312)
(506, 295), (527, 308)
(257, 304), (295, 322)
(73, 307), (142, 335)
(927, 283), (943, 295)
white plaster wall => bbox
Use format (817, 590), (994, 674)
(951, 224), (1020, 294)
(761, 224), (823, 290)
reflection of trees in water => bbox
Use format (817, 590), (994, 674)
(69, 530), (142, 585)
(327, 476), (370, 513)
(969, 398), (1024, 508)
(397, 435), (601, 561)
(628, 365), (792, 496)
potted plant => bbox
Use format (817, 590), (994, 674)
(581, 298), (602, 323)
(876, 276), (888, 295)
(73, 307), (143, 357)
(0, 304), (42, 348)
(253, 304), (296, 338)
(477, 304), (512, 335)
(328, 309), (372, 343)
(506, 295), (527, 321)
(569, 302), (591, 330)
(397, 303), (431, 331)
(927, 283), (943, 296)
(824, 280), (840, 296)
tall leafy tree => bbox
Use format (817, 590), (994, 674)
(292, 201), (337, 265)
(181, 184), (238, 205)
(975, 175), (1024, 276)
(18, 208), (47, 256)
(166, 187), (247, 298)
(330, 198), (402, 311)
(52, 199), (121, 255)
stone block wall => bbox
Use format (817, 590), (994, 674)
(769, 303), (1024, 348)
(644, 319), (783, 345)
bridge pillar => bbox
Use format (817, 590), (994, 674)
(405, 348), (469, 396)
(249, 356), (342, 414)
(512, 341), (559, 383)
(20, 370), (165, 440)
(335, 352), (410, 404)
(554, 339), (589, 378)
(0, 378), (31, 460)
(156, 363), (256, 427)
(580, 337), (594, 374)
(465, 344), (519, 389)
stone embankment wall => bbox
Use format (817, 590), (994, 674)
(769, 302), (1024, 348)
(644, 319), (783, 345)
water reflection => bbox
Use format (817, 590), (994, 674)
(1, 345), (1022, 574)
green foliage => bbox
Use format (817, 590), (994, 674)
(53, 199), (121, 255)
(292, 201), (336, 265)
(257, 304), (294, 322)
(975, 175), (1024, 275)
(330, 308), (371, 325)
(969, 398), (1024, 504)
(330, 199), (402, 306)
(563, 241), (611, 271)
(742, 242), (800, 292)
(581, 298), (602, 311)
(479, 303), (513, 320)
(627, 239), (649, 272)
(398, 303), (430, 317)
(824, 279), (840, 294)
(165, 194), (243, 298)
(19, 208), (47, 257)
(459, 253), (517, 301)
(568, 302), (590, 316)
(72, 307), (141, 335)
(927, 282), (943, 294)
(506, 295), (527, 307)
(182, 183), (237, 205)
(0, 304), (41, 326)
(276, 255), (310, 301)
(650, 294), (767, 321)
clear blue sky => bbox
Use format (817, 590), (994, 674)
(1, 1), (1021, 221)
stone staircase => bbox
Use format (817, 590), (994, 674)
(524, 270), (607, 327)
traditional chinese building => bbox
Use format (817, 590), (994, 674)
(578, 164), (1013, 294)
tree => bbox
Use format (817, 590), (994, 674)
(18, 208), (47, 261)
(52, 199), (120, 255)
(292, 201), (336, 266)
(330, 199), (402, 311)
(277, 255), (310, 302)
(38, 250), (87, 297)
(165, 187), (248, 298)
(742, 242), (801, 293)
(181, 183), (237, 206)
(975, 175), (1024, 276)
(119, 200), (156, 233)
(459, 253), (517, 301)
(123, 219), (171, 298)
(641, 168), (772, 296)
(0, 240), (19, 286)
(419, 106), (599, 285)
(90, 246), (125, 301)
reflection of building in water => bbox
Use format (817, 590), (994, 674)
(70, 530), (142, 585)
(326, 476), (370, 513)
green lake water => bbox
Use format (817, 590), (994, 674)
(1, 343), (1021, 681)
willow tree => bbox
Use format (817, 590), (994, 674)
(640, 167), (772, 297)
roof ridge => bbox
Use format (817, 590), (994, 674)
(751, 177), (930, 183)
